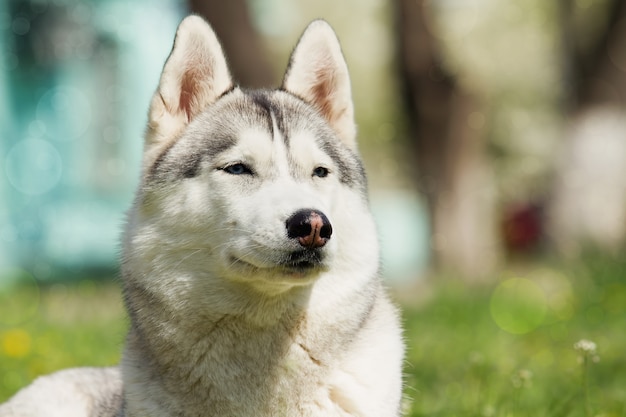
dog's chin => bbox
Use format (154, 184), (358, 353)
(226, 250), (329, 283)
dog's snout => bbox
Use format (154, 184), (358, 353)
(286, 209), (332, 249)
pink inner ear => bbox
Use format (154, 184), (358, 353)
(178, 64), (212, 122)
(311, 67), (337, 121)
(179, 86), (193, 123)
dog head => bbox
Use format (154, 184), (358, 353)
(124, 16), (378, 295)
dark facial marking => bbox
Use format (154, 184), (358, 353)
(149, 133), (236, 183)
(149, 139), (179, 181)
(316, 133), (367, 191)
(247, 90), (279, 139)
(181, 152), (202, 178)
(245, 90), (297, 147)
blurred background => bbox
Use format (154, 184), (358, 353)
(1, 0), (625, 415)
(2, 0), (626, 283)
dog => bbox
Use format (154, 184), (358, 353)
(0, 15), (404, 417)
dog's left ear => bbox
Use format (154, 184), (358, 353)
(282, 20), (356, 149)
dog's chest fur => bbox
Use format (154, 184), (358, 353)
(121, 282), (371, 417)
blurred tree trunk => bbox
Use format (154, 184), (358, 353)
(560, 0), (626, 107)
(187, 0), (275, 87)
(395, 0), (498, 279)
(548, 0), (626, 254)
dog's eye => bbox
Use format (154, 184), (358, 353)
(223, 163), (253, 175)
(312, 166), (329, 178)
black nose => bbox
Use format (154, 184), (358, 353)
(286, 209), (332, 249)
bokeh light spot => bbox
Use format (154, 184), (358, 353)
(490, 278), (547, 334)
(11, 17), (30, 36)
(1, 329), (32, 359)
(36, 86), (92, 141)
(5, 139), (62, 195)
(531, 268), (576, 323)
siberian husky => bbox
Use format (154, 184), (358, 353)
(0, 15), (404, 417)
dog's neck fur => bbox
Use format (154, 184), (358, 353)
(120, 268), (377, 416)
(123, 280), (301, 415)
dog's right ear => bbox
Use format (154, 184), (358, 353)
(282, 20), (356, 149)
(146, 15), (233, 148)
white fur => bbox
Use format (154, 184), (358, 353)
(0, 368), (121, 417)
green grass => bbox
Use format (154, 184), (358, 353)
(402, 255), (626, 417)
(1, 255), (625, 416)
(0, 280), (127, 399)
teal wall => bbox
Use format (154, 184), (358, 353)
(1, 0), (183, 281)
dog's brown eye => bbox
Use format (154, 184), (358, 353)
(312, 167), (329, 178)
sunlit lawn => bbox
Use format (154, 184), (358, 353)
(1, 255), (624, 416)
(0, 279), (126, 399)
(402, 255), (626, 417)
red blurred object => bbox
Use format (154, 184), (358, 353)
(502, 203), (543, 253)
